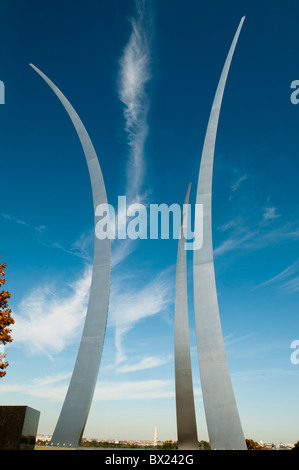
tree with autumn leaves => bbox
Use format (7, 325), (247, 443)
(0, 263), (14, 378)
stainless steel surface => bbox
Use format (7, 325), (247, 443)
(175, 183), (198, 450)
(193, 18), (247, 450)
(30, 64), (111, 448)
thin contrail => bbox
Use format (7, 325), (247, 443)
(118, 0), (152, 204)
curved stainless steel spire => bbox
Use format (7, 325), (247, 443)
(30, 64), (111, 447)
(175, 183), (198, 450)
(193, 18), (247, 450)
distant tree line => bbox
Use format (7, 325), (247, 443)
(77, 439), (211, 449)
(38, 438), (299, 450)
(156, 440), (210, 450)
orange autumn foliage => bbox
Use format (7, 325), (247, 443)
(0, 263), (14, 378)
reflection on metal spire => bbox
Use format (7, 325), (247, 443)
(30, 64), (111, 448)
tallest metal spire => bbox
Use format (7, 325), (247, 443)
(193, 17), (247, 450)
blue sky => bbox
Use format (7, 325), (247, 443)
(1, 0), (299, 445)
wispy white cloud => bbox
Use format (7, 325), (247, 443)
(111, 239), (135, 268)
(232, 368), (298, 383)
(2, 213), (28, 226)
(94, 379), (174, 401)
(214, 229), (256, 257)
(252, 258), (299, 291)
(12, 265), (91, 359)
(263, 206), (281, 221)
(105, 0), (154, 271)
(108, 270), (172, 365)
(224, 332), (255, 347)
(7, 366), (296, 403)
(50, 229), (94, 262)
(217, 220), (237, 232)
(2, 211), (95, 264)
(0, 375), (175, 402)
(33, 372), (71, 388)
(2, 213), (47, 234)
(230, 174), (248, 192)
(10, 259), (172, 370)
(116, 355), (172, 373)
(118, 0), (152, 204)
(69, 230), (94, 262)
(214, 217), (299, 258)
(216, 214), (299, 294)
(283, 276), (299, 293)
